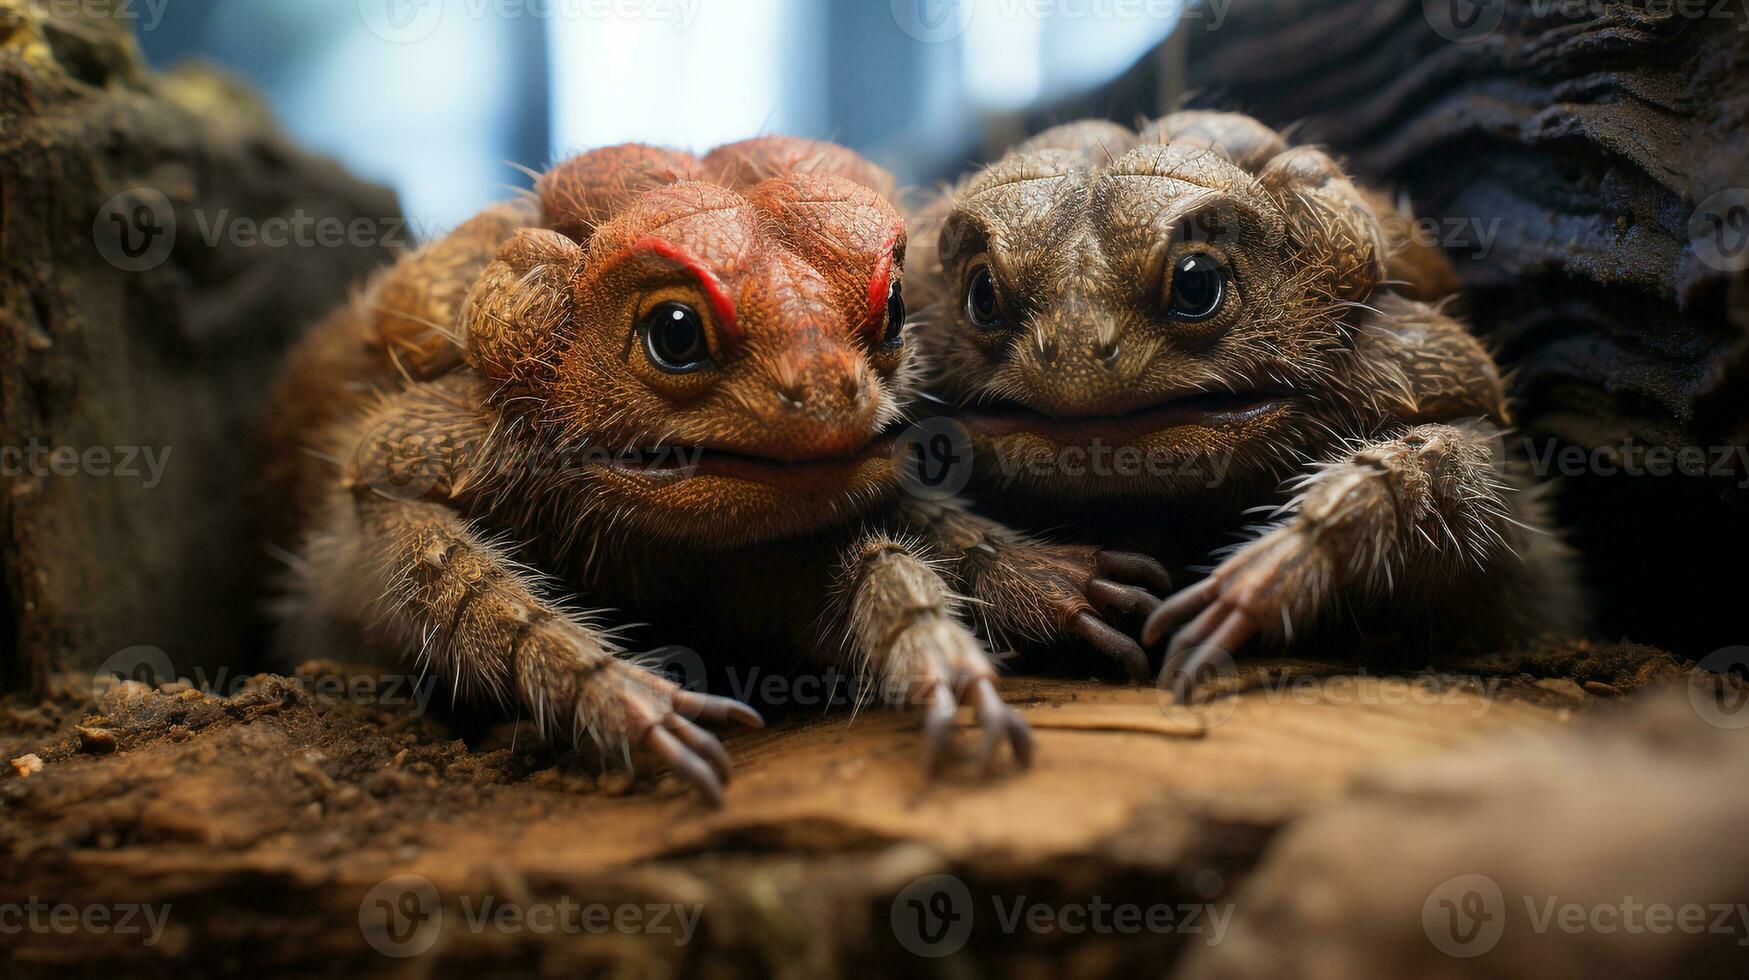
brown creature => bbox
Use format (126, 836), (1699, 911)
(259, 137), (1170, 803)
(908, 112), (1585, 701)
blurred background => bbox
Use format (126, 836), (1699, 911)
(137, 0), (1186, 234)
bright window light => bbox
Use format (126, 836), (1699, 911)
(549, 0), (793, 157)
(962, 0), (1042, 109)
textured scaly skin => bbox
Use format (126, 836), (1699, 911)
(260, 137), (1169, 802)
(907, 112), (1585, 698)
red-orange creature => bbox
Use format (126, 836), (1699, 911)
(261, 137), (1168, 803)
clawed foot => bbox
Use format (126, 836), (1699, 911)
(641, 688), (765, 806)
(1144, 525), (1331, 705)
(920, 673), (1035, 777)
(896, 617), (1033, 777)
(576, 656), (763, 807)
(1060, 548), (1173, 681)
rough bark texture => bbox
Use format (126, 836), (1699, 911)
(1035, 0), (1749, 654)
(0, 642), (1719, 978)
(0, 4), (399, 694)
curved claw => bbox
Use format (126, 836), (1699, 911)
(645, 724), (725, 806)
(1069, 610), (1150, 682)
(970, 676), (1034, 772)
(1087, 578), (1161, 616)
(1142, 576), (1221, 647)
(663, 713), (731, 783)
(672, 689), (765, 729)
(1160, 607), (1254, 706)
(920, 681), (959, 776)
(1097, 551), (1173, 593)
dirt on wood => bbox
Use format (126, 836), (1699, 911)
(3, 638), (1732, 978)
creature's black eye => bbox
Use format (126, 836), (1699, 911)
(964, 265), (1005, 329)
(1167, 253), (1228, 322)
(882, 278), (906, 348)
(641, 301), (709, 372)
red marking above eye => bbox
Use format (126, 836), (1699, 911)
(863, 228), (903, 344)
(616, 236), (742, 347)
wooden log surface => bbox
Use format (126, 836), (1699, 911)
(2, 639), (1723, 978)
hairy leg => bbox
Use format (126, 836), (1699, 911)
(298, 488), (759, 805)
(1145, 421), (1543, 702)
(837, 532), (1032, 774)
(896, 498), (1171, 681)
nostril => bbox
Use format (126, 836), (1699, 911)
(1096, 338), (1122, 367)
(839, 369), (863, 402)
(1033, 330), (1059, 365)
(776, 379), (807, 411)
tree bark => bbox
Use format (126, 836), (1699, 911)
(0, 5), (400, 693)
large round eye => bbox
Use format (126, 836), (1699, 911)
(964, 264), (1006, 329)
(641, 301), (710, 372)
(881, 278), (906, 348)
(1167, 253), (1228, 322)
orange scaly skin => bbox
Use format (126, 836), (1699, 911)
(909, 113), (1586, 701)
(260, 137), (1169, 804)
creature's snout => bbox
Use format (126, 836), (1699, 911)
(758, 341), (880, 459)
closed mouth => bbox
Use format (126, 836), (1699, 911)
(605, 436), (896, 489)
(958, 389), (1293, 444)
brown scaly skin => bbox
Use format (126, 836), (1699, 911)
(260, 137), (1170, 804)
(908, 112), (1585, 702)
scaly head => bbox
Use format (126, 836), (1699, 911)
(915, 112), (1388, 501)
(463, 138), (914, 543)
